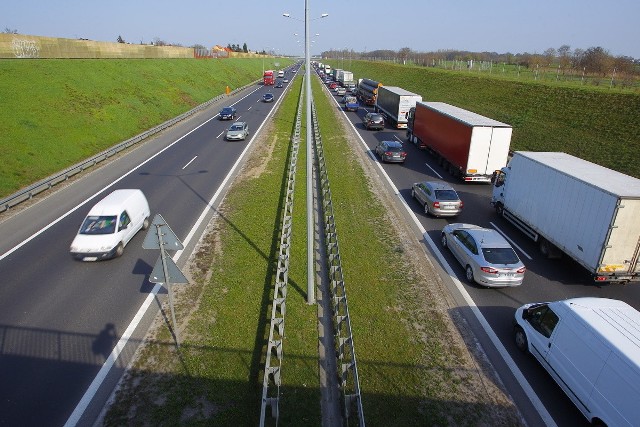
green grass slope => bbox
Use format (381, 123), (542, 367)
(0, 58), (290, 198)
(325, 60), (640, 179)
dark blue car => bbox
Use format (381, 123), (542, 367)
(219, 106), (237, 120)
(263, 93), (274, 103)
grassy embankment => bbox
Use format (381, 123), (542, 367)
(324, 60), (640, 179)
(0, 57), (289, 198)
(104, 75), (516, 425)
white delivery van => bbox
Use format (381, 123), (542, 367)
(70, 189), (150, 261)
(514, 297), (640, 427)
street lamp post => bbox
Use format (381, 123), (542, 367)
(283, 6), (328, 305)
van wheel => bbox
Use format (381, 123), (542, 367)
(142, 217), (150, 230)
(514, 326), (528, 353)
(114, 243), (124, 258)
(465, 265), (475, 283)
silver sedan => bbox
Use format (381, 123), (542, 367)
(412, 181), (463, 217)
(441, 223), (526, 287)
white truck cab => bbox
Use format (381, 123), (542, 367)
(514, 297), (640, 426)
(70, 189), (150, 261)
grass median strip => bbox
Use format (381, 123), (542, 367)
(104, 74), (522, 426)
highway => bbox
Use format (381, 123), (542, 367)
(320, 75), (640, 427)
(2, 64), (638, 426)
(0, 72), (297, 426)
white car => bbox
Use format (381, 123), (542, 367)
(441, 223), (526, 287)
(225, 121), (249, 141)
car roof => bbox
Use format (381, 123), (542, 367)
(421, 181), (456, 191)
(230, 121), (246, 126)
(459, 226), (510, 247)
(381, 140), (402, 147)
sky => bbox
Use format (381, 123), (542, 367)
(3, 0), (639, 58)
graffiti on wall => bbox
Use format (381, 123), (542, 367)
(12, 38), (40, 58)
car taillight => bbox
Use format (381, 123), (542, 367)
(384, 151), (392, 156)
(459, 201), (464, 208)
(516, 267), (526, 274)
(400, 152), (407, 157)
(433, 202), (440, 208)
(480, 267), (499, 274)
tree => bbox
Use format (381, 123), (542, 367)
(242, 42), (248, 53)
(543, 48), (557, 65)
(3, 27), (18, 34)
(116, 35), (125, 44)
(557, 45), (572, 70)
(398, 47), (412, 64)
(579, 47), (613, 75)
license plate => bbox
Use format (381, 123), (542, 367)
(442, 205), (455, 210)
(393, 153), (400, 157)
(83, 256), (98, 262)
(501, 273), (515, 277)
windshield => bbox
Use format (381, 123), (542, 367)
(80, 215), (117, 235)
(482, 247), (520, 264)
(229, 125), (243, 131)
(434, 189), (459, 201)
(221, 108), (233, 114)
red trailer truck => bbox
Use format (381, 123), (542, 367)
(263, 70), (275, 85)
(407, 102), (512, 182)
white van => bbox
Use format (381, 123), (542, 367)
(514, 297), (640, 427)
(70, 189), (150, 261)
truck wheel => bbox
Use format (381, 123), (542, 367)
(465, 265), (475, 283)
(539, 239), (552, 258)
(514, 326), (529, 353)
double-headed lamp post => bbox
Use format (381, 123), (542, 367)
(283, 6), (328, 304)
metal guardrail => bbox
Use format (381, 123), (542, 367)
(312, 101), (365, 426)
(259, 73), (304, 425)
(0, 81), (259, 213)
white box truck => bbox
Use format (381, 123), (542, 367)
(374, 86), (422, 129)
(492, 152), (640, 282)
(514, 297), (640, 426)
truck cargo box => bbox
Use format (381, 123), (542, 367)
(407, 102), (512, 182)
(375, 86), (422, 129)
(492, 152), (640, 282)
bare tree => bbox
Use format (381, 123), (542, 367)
(544, 48), (557, 65)
(3, 27), (18, 34)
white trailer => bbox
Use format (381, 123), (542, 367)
(492, 151), (640, 282)
(374, 86), (422, 128)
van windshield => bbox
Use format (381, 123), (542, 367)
(80, 215), (117, 235)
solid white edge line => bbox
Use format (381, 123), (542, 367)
(64, 80), (287, 426)
(324, 83), (556, 427)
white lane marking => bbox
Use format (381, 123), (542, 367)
(247, 106), (252, 110)
(425, 163), (443, 179)
(490, 222), (533, 260)
(64, 80), (290, 427)
(323, 81), (556, 427)
(216, 130), (225, 139)
(182, 156), (198, 170)
(393, 134), (404, 143)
